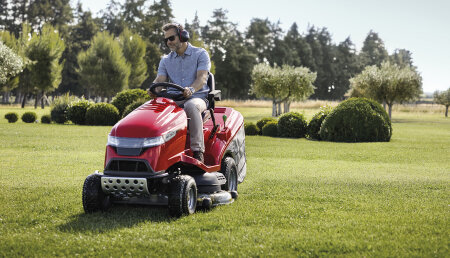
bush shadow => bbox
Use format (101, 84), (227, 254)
(58, 204), (175, 233)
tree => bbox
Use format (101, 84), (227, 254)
(0, 29), (23, 103)
(251, 63), (316, 116)
(390, 48), (414, 68)
(215, 36), (256, 99)
(27, 0), (73, 38)
(0, 40), (23, 84)
(119, 27), (147, 88)
(332, 37), (361, 100)
(433, 88), (450, 117)
(26, 23), (65, 108)
(77, 31), (130, 100)
(349, 62), (422, 119)
(359, 30), (388, 68)
(142, 0), (174, 51)
(59, 4), (99, 95)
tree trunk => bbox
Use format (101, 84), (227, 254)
(21, 93), (27, 108)
(272, 100), (277, 117)
(446, 105), (449, 117)
(40, 91), (45, 109)
(15, 92), (22, 104)
(388, 103), (393, 120)
(383, 101), (386, 111)
(277, 102), (281, 116)
(283, 101), (290, 113)
(34, 94), (39, 109)
(2, 92), (8, 104)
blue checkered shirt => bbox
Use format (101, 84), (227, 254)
(157, 43), (211, 100)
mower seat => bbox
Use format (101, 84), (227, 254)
(202, 73), (221, 123)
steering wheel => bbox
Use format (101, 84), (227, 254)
(149, 82), (186, 101)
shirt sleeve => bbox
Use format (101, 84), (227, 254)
(157, 57), (168, 76)
(197, 49), (211, 72)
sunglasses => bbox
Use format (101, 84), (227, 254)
(164, 35), (177, 43)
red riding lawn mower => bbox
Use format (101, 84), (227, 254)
(82, 74), (247, 217)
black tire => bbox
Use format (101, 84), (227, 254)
(168, 175), (197, 217)
(82, 174), (110, 213)
(220, 157), (238, 192)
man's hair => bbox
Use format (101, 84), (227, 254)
(162, 23), (183, 32)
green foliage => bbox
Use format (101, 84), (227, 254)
(320, 98), (392, 142)
(262, 121), (278, 137)
(434, 88), (450, 117)
(277, 112), (308, 138)
(51, 94), (77, 124)
(67, 99), (92, 125)
(85, 103), (120, 126)
(256, 117), (277, 134)
(119, 28), (147, 88)
(307, 106), (333, 140)
(111, 88), (149, 116)
(350, 62), (422, 118)
(77, 31), (130, 98)
(251, 63), (316, 116)
(122, 99), (147, 118)
(26, 24), (65, 96)
(359, 30), (389, 67)
(0, 41), (23, 84)
(21, 111), (37, 123)
(244, 122), (259, 136)
(4, 112), (18, 123)
(41, 114), (52, 124)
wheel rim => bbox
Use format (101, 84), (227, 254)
(187, 186), (196, 212)
(230, 168), (237, 191)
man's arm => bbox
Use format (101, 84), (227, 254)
(183, 70), (208, 98)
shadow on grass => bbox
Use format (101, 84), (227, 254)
(58, 204), (174, 233)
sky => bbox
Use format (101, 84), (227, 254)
(78, 0), (450, 93)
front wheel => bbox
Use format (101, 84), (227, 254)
(82, 174), (111, 213)
(220, 157), (238, 192)
(168, 175), (197, 217)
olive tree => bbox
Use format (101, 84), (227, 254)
(251, 63), (316, 116)
(434, 88), (450, 117)
(0, 41), (23, 84)
(77, 31), (130, 100)
(349, 62), (422, 119)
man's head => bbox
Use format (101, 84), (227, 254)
(162, 23), (189, 53)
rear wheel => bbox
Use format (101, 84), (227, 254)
(168, 175), (197, 217)
(220, 157), (238, 192)
(82, 174), (111, 213)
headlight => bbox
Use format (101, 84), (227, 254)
(108, 130), (177, 148)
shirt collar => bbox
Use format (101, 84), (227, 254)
(172, 43), (192, 58)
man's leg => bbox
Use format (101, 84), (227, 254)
(183, 98), (207, 157)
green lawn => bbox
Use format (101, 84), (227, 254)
(0, 106), (449, 256)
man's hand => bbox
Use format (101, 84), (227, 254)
(183, 87), (194, 98)
(147, 88), (157, 99)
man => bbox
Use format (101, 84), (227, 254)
(149, 23), (211, 163)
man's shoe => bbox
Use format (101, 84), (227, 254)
(193, 151), (204, 163)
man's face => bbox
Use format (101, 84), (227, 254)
(164, 28), (181, 52)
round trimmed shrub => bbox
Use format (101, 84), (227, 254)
(41, 114), (51, 124)
(111, 89), (150, 116)
(262, 121), (278, 137)
(21, 112), (37, 123)
(256, 117), (277, 135)
(319, 98), (392, 142)
(244, 122), (259, 136)
(51, 94), (77, 124)
(307, 106), (333, 140)
(67, 99), (92, 125)
(277, 112), (308, 138)
(4, 112), (18, 123)
(122, 99), (147, 118)
(85, 103), (120, 126)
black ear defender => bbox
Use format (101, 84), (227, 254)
(177, 24), (190, 42)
